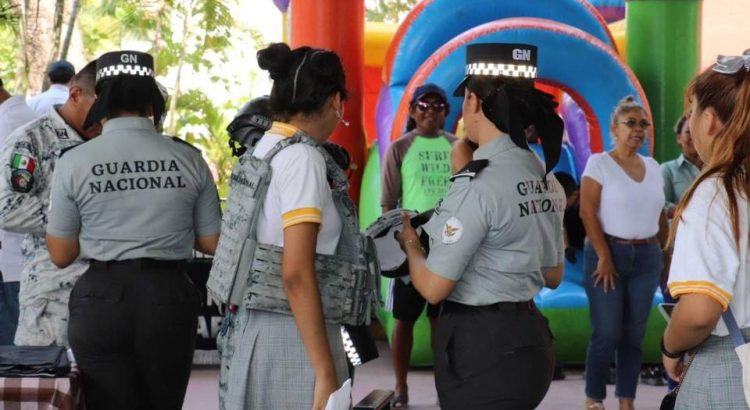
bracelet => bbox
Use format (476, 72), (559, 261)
(405, 238), (426, 254)
(660, 336), (684, 359)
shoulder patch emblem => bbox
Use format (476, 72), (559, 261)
(441, 216), (463, 244)
(449, 159), (489, 181)
(54, 128), (68, 139)
(10, 153), (36, 193)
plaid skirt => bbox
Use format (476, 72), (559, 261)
(676, 328), (750, 410)
(217, 309), (349, 410)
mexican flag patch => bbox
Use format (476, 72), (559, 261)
(11, 153), (35, 172)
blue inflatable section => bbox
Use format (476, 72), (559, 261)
(378, 0), (614, 147)
(415, 21), (650, 157)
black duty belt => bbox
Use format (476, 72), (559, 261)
(90, 258), (187, 271)
(441, 300), (535, 315)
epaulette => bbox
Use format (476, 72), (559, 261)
(58, 143), (85, 158)
(171, 136), (201, 153)
(449, 159), (488, 181)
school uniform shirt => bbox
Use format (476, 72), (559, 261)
(0, 96), (37, 282)
(423, 136), (565, 306)
(251, 122), (341, 256)
(668, 177), (750, 336)
(47, 117), (221, 261)
(27, 85), (69, 116)
(582, 152), (664, 239)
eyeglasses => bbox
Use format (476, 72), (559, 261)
(619, 119), (651, 129)
(415, 100), (446, 113)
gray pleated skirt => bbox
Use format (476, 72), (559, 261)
(676, 328), (750, 410)
(217, 309), (349, 410)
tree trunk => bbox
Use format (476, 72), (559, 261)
(50, 0), (64, 59)
(59, 0), (79, 60)
(16, 0), (57, 94)
(166, 3), (193, 135)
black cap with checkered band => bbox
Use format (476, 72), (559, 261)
(83, 51), (165, 130)
(453, 43), (564, 174)
(453, 43), (537, 97)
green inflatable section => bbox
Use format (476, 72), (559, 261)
(542, 307), (667, 364)
(359, 143), (435, 366)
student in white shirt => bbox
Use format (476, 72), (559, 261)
(27, 61), (75, 116)
(580, 96), (667, 410)
(662, 52), (750, 410)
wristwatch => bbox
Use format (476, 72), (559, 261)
(660, 336), (684, 359)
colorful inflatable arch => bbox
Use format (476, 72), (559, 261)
(390, 18), (653, 156)
(375, 0), (615, 157)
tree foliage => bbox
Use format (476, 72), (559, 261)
(366, 0), (419, 23)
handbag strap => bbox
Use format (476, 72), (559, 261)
(722, 308), (747, 348)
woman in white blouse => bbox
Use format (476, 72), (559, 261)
(662, 54), (750, 409)
(580, 96), (667, 410)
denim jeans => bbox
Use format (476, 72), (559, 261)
(0, 280), (20, 345)
(583, 239), (662, 401)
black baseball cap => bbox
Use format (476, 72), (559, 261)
(410, 83), (448, 105)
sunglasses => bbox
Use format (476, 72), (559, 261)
(619, 119), (651, 129)
(415, 100), (446, 113)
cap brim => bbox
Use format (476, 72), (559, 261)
(453, 76), (470, 97)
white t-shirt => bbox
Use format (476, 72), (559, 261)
(251, 123), (342, 255)
(582, 152), (664, 239)
(27, 84), (69, 116)
(668, 178), (750, 336)
(0, 96), (37, 282)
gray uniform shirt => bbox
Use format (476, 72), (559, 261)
(423, 136), (565, 305)
(47, 117), (221, 261)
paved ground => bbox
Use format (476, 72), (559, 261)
(183, 342), (666, 409)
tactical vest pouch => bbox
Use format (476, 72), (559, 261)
(206, 155), (272, 306)
(243, 233), (380, 326)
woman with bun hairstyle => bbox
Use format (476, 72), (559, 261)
(662, 51), (750, 409)
(396, 43), (566, 409)
(216, 43), (352, 410)
(580, 96), (667, 410)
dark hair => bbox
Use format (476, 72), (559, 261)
(72, 60), (97, 93)
(0, 77), (3, 88)
(673, 114), (689, 135)
(101, 77), (165, 119)
(49, 71), (74, 85)
(257, 43), (347, 120)
(554, 171), (578, 196)
(669, 64), (750, 248)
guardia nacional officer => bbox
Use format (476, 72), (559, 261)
(397, 43), (566, 409)
(45, 50), (221, 410)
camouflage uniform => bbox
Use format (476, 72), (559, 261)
(0, 108), (89, 346)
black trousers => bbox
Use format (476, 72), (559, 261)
(434, 301), (555, 410)
(68, 259), (200, 410)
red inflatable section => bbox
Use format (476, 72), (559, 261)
(290, 0), (367, 203)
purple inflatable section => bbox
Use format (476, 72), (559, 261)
(561, 93), (591, 179)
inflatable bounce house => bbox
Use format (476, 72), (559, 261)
(278, 0), (703, 366)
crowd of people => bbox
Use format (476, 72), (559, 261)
(0, 39), (748, 410)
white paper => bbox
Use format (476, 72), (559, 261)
(325, 378), (352, 410)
